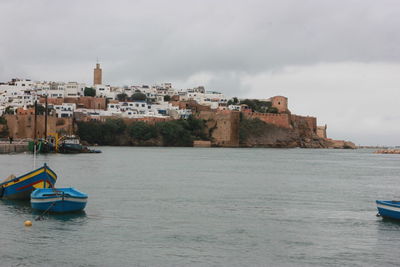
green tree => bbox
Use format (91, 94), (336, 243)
(227, 97), (239, 106)
(129, 92), (147, 101)
(240, 99), (271, 113)
(156, 120), (192, 146)
(84, 87), (96, 97)
(186, 115), (208, 140)
(128, 121), (158, 141)
(0, 116), (6, 125)
(0, 116), (8, 138)
(77, 118), (126, 145)
(36, 105), (46, 115)
(116, 93), (128, 101)
(266, 106), (279, 114)
(4, 106), (14, 115)
(77, 121), (103, 144)
(163, 95), (171, 102)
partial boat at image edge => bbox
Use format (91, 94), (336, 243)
(376, 200), (400, 220)
(0, 164), (57, 200)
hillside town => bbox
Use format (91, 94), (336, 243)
(0, 63), (276, 120)
(0, 63), (354, 149)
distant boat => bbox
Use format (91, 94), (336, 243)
(58, 135), (101, 154)
(0, 164), (57, 200)
(376, 200), (400, 220)
(31, 188), (88, 213)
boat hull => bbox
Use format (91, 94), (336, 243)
(31, 188), (87, 213)
(0, 165), (57, 200)
(376, 200), (400, 220)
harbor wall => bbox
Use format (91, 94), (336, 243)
(4, 115), (74, 139)
(0, 143), (29, 154)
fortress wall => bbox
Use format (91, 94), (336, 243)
(40, 97), (107, 110)
(197, 110), (239, 147)
(244, 112), (291, 128)
(291, 115), (317, 133)
(4, 115), (73, 139)
(317, 125), (327, 139)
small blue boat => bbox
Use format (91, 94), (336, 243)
(376, 200), (400, 220)
(0, 164), (57, 200)
(31, 188), (88, 213)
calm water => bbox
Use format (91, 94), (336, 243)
(1, 147), (400, 266)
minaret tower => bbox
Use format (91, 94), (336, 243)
(93, 61), (102, 86)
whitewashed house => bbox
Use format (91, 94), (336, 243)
(54, 103), (76, 118)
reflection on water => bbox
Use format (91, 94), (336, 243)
(1, 199), (31, 214)
(377, 217), (400, 229)
(1, 147), (400, 266)
(1, 199), (87, 223)
(44, 210), (87, 222)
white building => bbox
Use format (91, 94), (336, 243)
(53, 103), (76, 118)
(95, 84), (116, 99)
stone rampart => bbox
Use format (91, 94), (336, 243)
(244, 112), (291, 128)
(4, 115), (74, 139)
(197, 110), (239, 147)
(290, 115), (317, 133)
(317, 125), (327, 139)
(40, 97), (107, 110)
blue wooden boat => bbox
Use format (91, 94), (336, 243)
(31, 188), (88, 213)
(376, 200), (400, 220)
(0, 164), (57, 200)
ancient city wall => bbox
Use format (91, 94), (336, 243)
(290, 115), (317, 133)
(244, 112), (291, 128)
(317, 125), (327, 139)
(197, 110), (239, 147)
(4, 115), (74, 139)
(40, 97), (107, 110)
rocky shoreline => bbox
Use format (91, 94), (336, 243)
(374, 149), (400, 154)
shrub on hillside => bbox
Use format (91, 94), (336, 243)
(128, 121), (158, 142)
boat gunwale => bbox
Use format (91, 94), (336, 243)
(376, 200), (400, 208)
(0, 165), (57, 187)
(31, 188), (88, 200)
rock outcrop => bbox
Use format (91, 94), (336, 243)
(239, 117), (355, 149)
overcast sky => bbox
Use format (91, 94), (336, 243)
(1, 0), (399, 146)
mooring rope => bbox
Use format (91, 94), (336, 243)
(35, 200), (57, 221)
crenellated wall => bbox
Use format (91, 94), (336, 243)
(243, 112), (291, 128)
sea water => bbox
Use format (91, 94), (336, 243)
(0, 147), (399, 266)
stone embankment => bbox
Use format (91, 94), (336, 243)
(374, 149), (400, 154)
(0, 141), (29, 154)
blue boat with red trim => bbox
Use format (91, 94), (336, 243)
(31, 188), (88, 213)
(0, 164), (57, 200)
(376, 200), (400, 220)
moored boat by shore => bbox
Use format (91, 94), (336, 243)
(31, 188), (88, 213)
(58, 135), (101, 154)
(0, 164), (57, 200)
